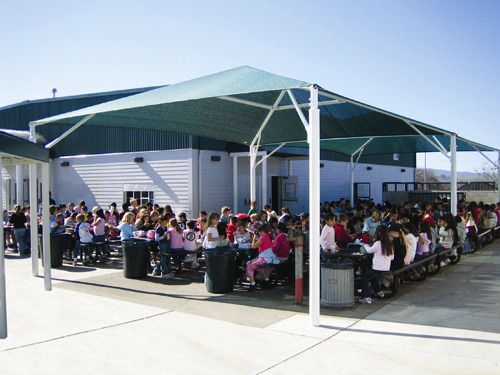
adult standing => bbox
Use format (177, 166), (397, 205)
(9, 205), (28, 256)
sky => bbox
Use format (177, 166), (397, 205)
(1, 0), (499, 172)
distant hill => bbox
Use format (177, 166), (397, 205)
(430, 169), (479, 178)
(427, 169), (486, 181)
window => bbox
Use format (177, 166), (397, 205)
(393, 153), (400, 161)
(124, 190), (154, 206)
(123, 184), (155, 205)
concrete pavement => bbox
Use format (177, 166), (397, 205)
(1, 243), (500, 374)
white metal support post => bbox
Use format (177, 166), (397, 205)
(249, 146), (258, 203)
(16, 165), (23, 205)
(233, 156), (238, 213)
(450, 134), (457, 215)
(29, 128), (39, 277)
(262, 156), (267, 207)
(41, 162), (51, 291)
(29, 164), (39, 276)
(350, 156), (354, 204)
(498, 151), (500, 203)
(0, 154), (7, 338)
(309, 85), (321, 326)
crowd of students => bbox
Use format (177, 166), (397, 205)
(4, 195), (500, 295)
(318, 198), (500, 304)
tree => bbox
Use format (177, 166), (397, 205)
(474, 162), (498, 182)
(415, 168), (440, 183)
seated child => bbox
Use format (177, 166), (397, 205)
(73, 213), (93, 265)
(246, 223), (280, 291)
(184, 220), (201, 270)
(234, 221), (251, 247)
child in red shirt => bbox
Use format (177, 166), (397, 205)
(226, 216), (237, 243)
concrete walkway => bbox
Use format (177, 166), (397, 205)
(1, 243), (500, 374)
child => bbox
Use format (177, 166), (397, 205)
(226, 216), (237, 243)
(73, 213), (93, 265)
(184, 220), (201, 270)
(234, 221), (251, 246)
(272, 222), (291, 262)
(359, 226), (394, 304)
(402, 222), (418, 266)
(415, 220), (432, 259)
(320, 214), (337, 254)
(177, 212), (187, 230)
(198, 217), (208, 243)
(202, 212), (223, 249)
(334, 215), (356, 249)
(168, 218), (184, 275)
(388, 224), (407, 272)
(436, 216), (459, 266)
(92, 208), (107, 243)
(64, 212), (77, 227)
(104, 210), (117, 227)
(436, 216), (458, 250)
(51, 213), (66, 235)
(246, 223), (280, 291)
(118, 212), (136, 240)
(152, 215), (173, 278)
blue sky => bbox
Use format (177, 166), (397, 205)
(1, 0), (499, 171)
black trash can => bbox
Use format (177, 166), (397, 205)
(39, 234), (65, 268)
(122, 238), (150, 278)
(321, 258), (354, 307)
(205, 247), (236, 293)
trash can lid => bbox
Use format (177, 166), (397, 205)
(321, 258), (354, 269)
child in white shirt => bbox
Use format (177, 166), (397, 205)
(184, 220), (201, 269)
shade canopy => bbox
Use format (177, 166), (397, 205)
(275, 134), (497, 156)
(30, 66), (498, 155)
(0, 130), (49, 164)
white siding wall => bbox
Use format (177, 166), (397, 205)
(198, 150), (233, 214)
(51, 150), (192, 215)
(1, 166), (16, 209)
(49, 149), (415, 217)
(292, 159), (415, 211)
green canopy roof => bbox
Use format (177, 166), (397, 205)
(275, 134), (497, 156)
(0, 130), (49, 164)
(31, 66), (498, 155)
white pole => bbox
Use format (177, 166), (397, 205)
(288, 159), (293, 176)
(0, 154), (8, 338)
(350, 156), (355, 204)
(424, 152), (427, 184)
(262, 155), (267, 207)
(450, 134), (457, 215)
(497, 151), (500, 203)
(15, 165), (23, 205)
(309, 85), (321, 326)
(41, 163), (51, 291)
(250, 146), (257, 204)
(233, 156), (238, 214)
(29, 164), (39, 276)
